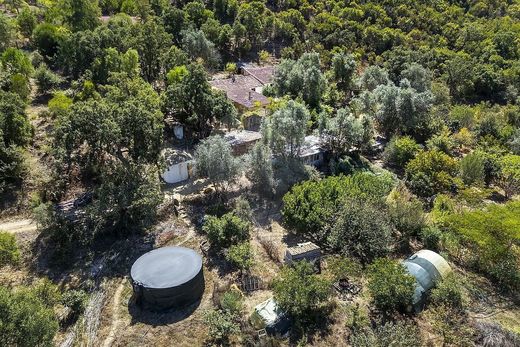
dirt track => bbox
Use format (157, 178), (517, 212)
(0, 219), (37, 234)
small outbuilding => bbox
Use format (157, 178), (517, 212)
(250, 298), (291, 336)
(403, 249), (452, 311)
(161, 149), (193, 184)
(131, 246), (204, 311)
(284, 242), (321, 265)
(224, 130), (262, 156)
(299, 135), (325, 167)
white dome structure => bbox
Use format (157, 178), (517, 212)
(403, 249), (452, 310)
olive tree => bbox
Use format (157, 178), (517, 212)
(331, 51), (356, 90)
(319, 107), (373, 159)
(246, 142), (276, 197)
(273, 52), (326, 107)
(261, 100), (309, 158)
(194, 135), (242, 193)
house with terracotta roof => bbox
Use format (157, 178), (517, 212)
(209, 64), (276, 113)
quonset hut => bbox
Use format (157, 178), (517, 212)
(131, 246), (204, 311)
(403, 249), (452, 311)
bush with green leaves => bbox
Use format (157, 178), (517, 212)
(405, 150), (459, 197)
(497, 154), (520, 198)
(226, 242), (253, 271)
(326, 256), (362, 281)
(219, 290), (243, 315)
(459, 151), (486, 186)
(328, 199), (392, 263)
(429, 273), (465, 311)
(203, 309), (240, 344)
(16, 8), (36, 38)
(383, 135), (422, 168)
(272, 261), (331, 323)
(61, 289), (88, 319)
(443, 201), (520, 290)
(420, 226), (443, 250)
(202, 212), (250, 249)
(34, 64), (63, 95)
(386, 185), (426, 239)
(33, 278), (62, 307)
(282, 172), (394, 243)
(367, 258), (416, 314)
(426, 128), (455, 155)
(0, 285), (59, 346)
(350, 320), (422, 347)
(47, 91), (73, 117)
(0, 231), (20, 266)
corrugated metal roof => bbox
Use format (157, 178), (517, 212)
(286, 242), (321, 256)
(224, 130), (262, 146)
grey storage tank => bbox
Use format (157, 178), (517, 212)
(131, 246), (204, 311)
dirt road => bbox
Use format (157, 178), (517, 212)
(0, 219), (37, 234)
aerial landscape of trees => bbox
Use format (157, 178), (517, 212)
(0, 0), (519, 345)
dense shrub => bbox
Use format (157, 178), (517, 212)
(226, 242), (253, 271)
(328, 199), (392, 263)
(497, 154), (520, 198)
(203, 213), (250, 249)
(383, 136), (422, 168)
(405, 150), (459, 197)
(282, 172), (394, 243)
(426, 128), (455, 155)
(429, 273), (465, 310)
(219, 290), (243, 315)
(0, 286), (59, 346)
(272, 261), (331, 322)
(33, 278), (61, 307)
(34, 64), (63, 95)
(0, 231), (20, 266)
(443, 201), (520, 290)
(386, 185), (426, 238)
(420, 226), (443, 250)
(459, 151), (486, 186)
(203, 309), (240, 345)
(350, 320), (422, 347)
(61, 289), (88, 319)
(367, 258), (416, 314)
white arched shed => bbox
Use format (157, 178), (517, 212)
(403, 249), (452, 311)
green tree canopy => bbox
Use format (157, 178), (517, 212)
(367, 258), (416, 314)
(272, 261), (331, 323)
(261, 100), (309, 158)
(193, 135), (242, 192)
(405, 150), (459, 197)
(0, 286), (59, 346)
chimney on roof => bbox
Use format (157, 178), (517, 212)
(248, 91), (252, 100)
